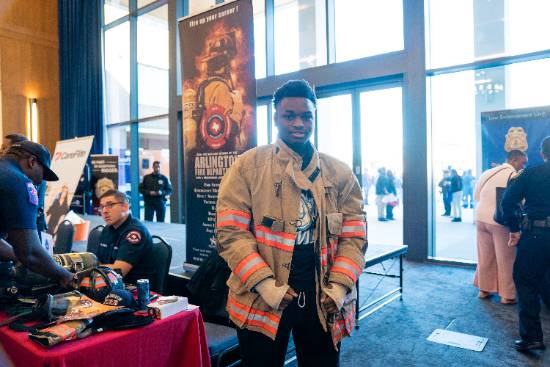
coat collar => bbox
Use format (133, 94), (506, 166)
(274, 139), (320, 181)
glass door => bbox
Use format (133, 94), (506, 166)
(359, 86), (403, 246)
(317, 94), (353, 168)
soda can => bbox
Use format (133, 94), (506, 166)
(137, 279), (150, 309)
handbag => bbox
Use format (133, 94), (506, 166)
(493, 172), (514, 225)
(382, 193), (398, 205)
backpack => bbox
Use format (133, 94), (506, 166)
(186, 251), (231, 324)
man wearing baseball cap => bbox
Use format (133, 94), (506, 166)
(0, 140), (73, 287)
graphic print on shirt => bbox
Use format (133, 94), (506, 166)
(295, 190), (317, 245)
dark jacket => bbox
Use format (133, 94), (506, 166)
(139, 173), (172, 204)
(450, 175), (463, 193)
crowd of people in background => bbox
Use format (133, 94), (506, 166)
(438, 167), (477, 223)
(363, 167), (401, 222)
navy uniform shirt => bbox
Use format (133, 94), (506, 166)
(97, 214), (156, 284)
(501, 161), (550, 232)
(0, 157), (38, 238)
(139, 173), (173, 204)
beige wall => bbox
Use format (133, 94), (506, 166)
(0, 0), (59, 151)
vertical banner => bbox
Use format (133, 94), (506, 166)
(44, 136), (94, 235)
(90, 155), (119, 215)
(481, 106), (550, 171)
(179, 0), (256, 265)
(70, 162), (91, 214)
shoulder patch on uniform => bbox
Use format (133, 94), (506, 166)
(125, 230), (142, 244)
(26, 182), (38, 206)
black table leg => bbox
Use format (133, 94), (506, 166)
(399, 254), (403, 301)
(355, 279), (360, 329)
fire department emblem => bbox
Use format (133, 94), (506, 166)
(200, 104), (232, 150)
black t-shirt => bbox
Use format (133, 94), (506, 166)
(0, 158), (38, 238)
(288, 189), (318, 291)
(97, 214), (156, 284)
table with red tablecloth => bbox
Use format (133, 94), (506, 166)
(0, 307), (210, 367)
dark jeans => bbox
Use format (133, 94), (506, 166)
(442, 191), (452, 215)
(513, 229), (550, 342)
(237, 289), (339, 367)
(386, 204), (394, 219)
(144, 201), (166, 222)
(543, 269), (550, 309)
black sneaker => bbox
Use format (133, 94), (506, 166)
(514, 339), (546, 351)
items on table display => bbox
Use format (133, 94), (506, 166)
(0, 253), (99, 299)
(147, 296), (189, 320)
(179, 0), (257, 265)
(78, 266), (124, 302)
(5, 290), (153, 348)
(136, 279), (150, 310)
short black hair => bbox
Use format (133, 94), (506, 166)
(541, 136), (550, 157)
(4, 133), (28, 144)
(272, 80), (317, 109)
(99, 189), (128, 203)
(507, 149), (526, 160)
(153, 161), (161, 166)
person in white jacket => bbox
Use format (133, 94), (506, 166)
(473, 150), (527, 304)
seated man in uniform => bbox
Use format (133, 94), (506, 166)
(96, 189), (155, 285)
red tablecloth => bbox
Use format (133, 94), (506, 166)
(0, 307), (211, 367)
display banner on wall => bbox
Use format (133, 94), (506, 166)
(69, 163), (92, 214)
(179, 0), (256, 265)
(90, 155), (119, 215)
(481, 106), (550, 171)
(44, 136), (94, 235)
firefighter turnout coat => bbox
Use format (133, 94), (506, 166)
(216, 139), (367, 346)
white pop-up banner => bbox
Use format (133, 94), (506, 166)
(44, 136), (94, 235)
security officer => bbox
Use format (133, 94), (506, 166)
(502, 135), (550, 351)
(139, 161), (172, 222)
(0, 141), (73, 287)
(96, 189), (155, 285)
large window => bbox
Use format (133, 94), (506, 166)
(360, 86), (403, 246)
(316, 94), (352, 168)
(429, 58), (550, 262)
(426, 0), (550, 263)
(188, 0), (217, 15)
(138, 118), (170, 221)
(335, 0), (403, 62)
(426, 0), (550, 69)
(274, 0), (326, 75)
(137, 5), (169, 119)
(103, 1), (171, 220)
(105, 22), (130, 124)
(106, 125), (132, 194)
(104, 0), (129, 25)
(253, 0), (266, 79)
(256, 104), (269, 146)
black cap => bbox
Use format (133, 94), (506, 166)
(10, 141), (59, 181)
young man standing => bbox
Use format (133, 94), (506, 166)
(216, 80), (367, 366)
